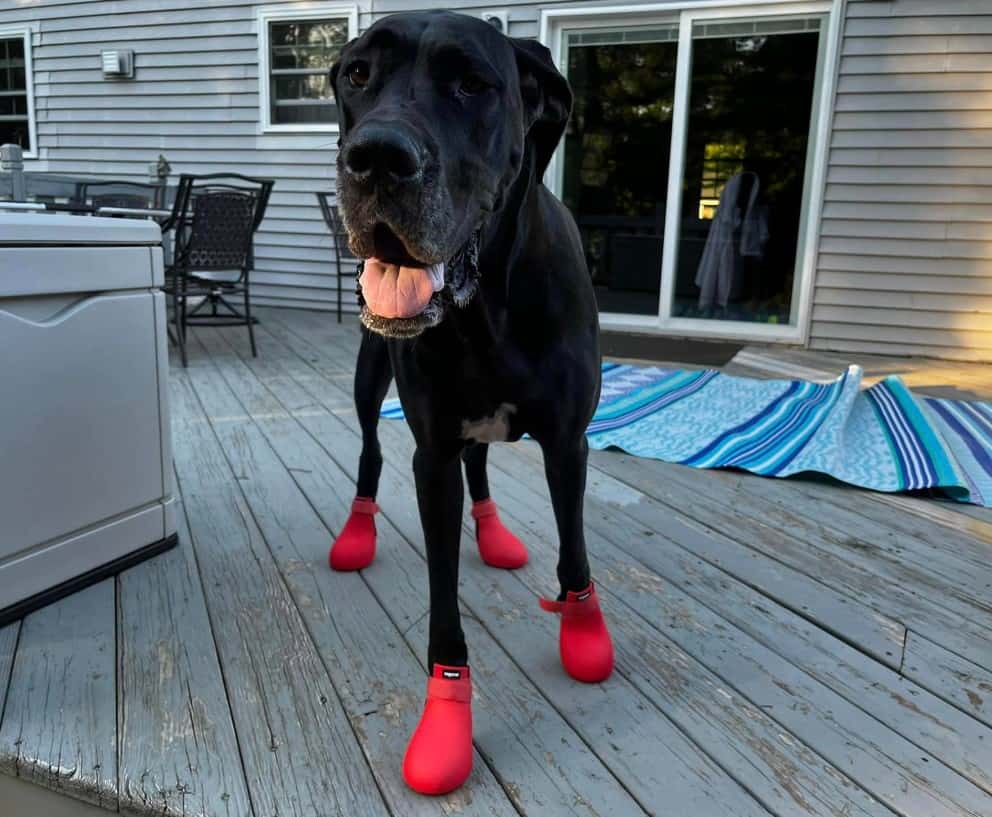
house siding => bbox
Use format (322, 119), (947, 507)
(6, 0), (991, 360)
(811, 0), (992, 361)
(9, 0), (371, 312)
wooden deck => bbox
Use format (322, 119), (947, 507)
(1, 308), (991, 817)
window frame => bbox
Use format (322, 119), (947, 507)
(0, 26), (37, 159)
(256, 3), (358, 134)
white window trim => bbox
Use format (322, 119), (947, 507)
(256, 3), (358, 134)
(0, 25), (38, 160)
(540, 0), (844, 346)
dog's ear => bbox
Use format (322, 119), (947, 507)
(510, 38), (572, 184)
(329, 47), (355, 140)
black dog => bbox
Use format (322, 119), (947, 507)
(332, 11), (614, 795)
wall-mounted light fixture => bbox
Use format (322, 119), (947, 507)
(481, 11), (508, 33)
(101, 50), (134, 79)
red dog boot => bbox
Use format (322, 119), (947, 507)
(403, 664), (473, 795)
(539, 583), (614, 683)
(329, 497), (378, 571)
(472, 499), (528, 569)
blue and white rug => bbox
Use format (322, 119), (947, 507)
(382, 363), (992, 507)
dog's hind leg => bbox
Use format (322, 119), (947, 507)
(329, 328), (393, 571)
(403, 446), (474, 795)
(463, 444), (529, 569)
(538, 436), (614, 683)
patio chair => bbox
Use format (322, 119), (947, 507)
(316, 191), (358, 322)
(161, 173), (274, 367)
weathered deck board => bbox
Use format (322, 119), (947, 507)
(193, 326), (770, 817)
(652, 458), (992, 621)
(267, 311), (992, 816)
(745, 473), (992, 580)
(170, 371), (390, 817)
(248, 315), (916, 817)
(492, 442), (992, 795)
(864, 492), (992, 548)
(0, 580), (117, 809)
(0, 624), (18, 719)
(185, 332), (602, 817)
(902, 632), (992, 731)
(116, 481), (252, 817)
(480, 448), (992, 816)
(5, 307), (991, 816)
(583, 450), (992, 671)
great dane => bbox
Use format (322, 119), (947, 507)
(331, 11), (614, 795)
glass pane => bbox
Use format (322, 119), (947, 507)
(562, 28), (678, 315)
(272, 44), (339, 70)
(0, 119), (30, 151)
(273, 102), (337, 124)
(670, 22), (821, 325)
(269, 18), (346, 126)
(273, 73), (330, 101)
(269, 19), (347, 68)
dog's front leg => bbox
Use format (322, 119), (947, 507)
(403, 445), (474, 795)
(328, 329), (392, 571)
(540, 436), (615, 684)
(413, 446), (467, 668)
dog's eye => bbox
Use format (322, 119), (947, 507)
(458, 75), (488, 97)
(348, 61), (371, 88)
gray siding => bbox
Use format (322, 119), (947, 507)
(10, 0), (372, 312)
(8, 0), (992, 359)
(812, 0), (992, 361)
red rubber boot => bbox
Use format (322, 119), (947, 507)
(329, 497), (378, 572)
(539, 583), (614, 683)
(472, 499), (528, 569)
(402, 664), (473, 795)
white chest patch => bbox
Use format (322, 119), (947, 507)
(461, 403), (517, 443)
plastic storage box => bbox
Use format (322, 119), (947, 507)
(0, 212), (177, 625)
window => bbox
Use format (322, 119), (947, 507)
(0, 31), (33, 153)
(257, 5), (357, 132)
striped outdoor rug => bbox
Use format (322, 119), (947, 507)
(381, 363), (992, 507)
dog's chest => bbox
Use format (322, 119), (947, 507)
(460, 402), (517, 443)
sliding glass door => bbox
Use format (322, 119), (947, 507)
(553, 3), (831, 339)
(561, 24), (679, 316)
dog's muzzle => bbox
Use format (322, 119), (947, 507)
(358, 230), (482, 338)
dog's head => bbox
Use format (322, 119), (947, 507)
(331, 11), (572, 338)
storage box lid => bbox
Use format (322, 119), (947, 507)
(0, 211), (162, 246)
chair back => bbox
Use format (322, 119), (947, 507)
(79, 179), (165, 210)
(167, 174), (274, 274)
(316, 191), (348, 264)
(316, 191), (359, 319)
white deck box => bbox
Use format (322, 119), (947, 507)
(0, 212), (177, 624)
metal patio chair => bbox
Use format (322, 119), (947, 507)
(161, 173), (274, 367)
(316, 191), (357, 322)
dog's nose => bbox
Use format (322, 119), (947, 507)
(342, 127), (423, 183)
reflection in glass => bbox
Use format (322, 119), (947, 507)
(561, 28), (678, 315)
(269, 19), (349, 125)
(672, 19), (821, 325)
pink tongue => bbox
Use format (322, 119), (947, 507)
(360, 258), (435, 319)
